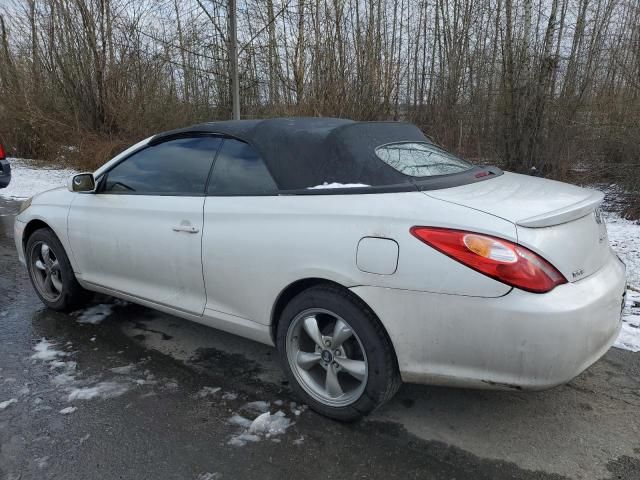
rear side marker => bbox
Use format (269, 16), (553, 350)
(410, 227), (567, 293)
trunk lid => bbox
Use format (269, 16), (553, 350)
(424, 172), (611, 282)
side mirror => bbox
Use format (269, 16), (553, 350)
(68, 173), (96, 193)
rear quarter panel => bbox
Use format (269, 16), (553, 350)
(202, 191), (517, 325)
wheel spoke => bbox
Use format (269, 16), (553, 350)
(331, 319), (353, 348)
(303, 316), (325, 349)
(335, 357), (366, 382)
(35, 260), (46, 271)
(41, 244), (53, 267)
(43, 272), (54, 293)
(325, 365), (344, 398)
(50, 272), (63, 293)
(296, 351), (321, 370)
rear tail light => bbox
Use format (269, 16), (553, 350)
(0, 143), (5, 160)
(410, 227), (567, 293)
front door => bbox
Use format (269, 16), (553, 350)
(68, 136), (222, 315)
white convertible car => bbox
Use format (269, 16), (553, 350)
(14, 118), (626, 420)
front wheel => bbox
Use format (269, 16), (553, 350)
(276, 285), (401, 421)
(26, 228), (90, 311)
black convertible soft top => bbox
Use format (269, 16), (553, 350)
(149, 117), (501, 192)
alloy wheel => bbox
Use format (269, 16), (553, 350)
(286, 308), (368, 407)
(29, 241), (63, 302)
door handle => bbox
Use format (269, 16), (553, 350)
(172, 225), (199, 233)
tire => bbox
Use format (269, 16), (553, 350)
(276, 284), (401, 421)
(25, 228), (90, 311)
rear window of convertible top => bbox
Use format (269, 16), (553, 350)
(375, 142), (473, 178)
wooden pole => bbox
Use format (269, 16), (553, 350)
(229, 0), (240, 119)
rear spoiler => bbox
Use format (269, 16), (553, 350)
(516, 190), (604, 228)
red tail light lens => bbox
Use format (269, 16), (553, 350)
(410, 227), (567, 293)
(0, 143), (5, 160)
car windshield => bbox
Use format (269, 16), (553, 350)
(375, 142), (472, 177)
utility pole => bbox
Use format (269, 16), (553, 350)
(229, 0), (240, 120)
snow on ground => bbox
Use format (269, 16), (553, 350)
(30, 338), (137, 404)
(226, 400), (306, 446)
(605, 214), (640, 289)
(614, 290), (640, 352)
(31, 338), (69, 361)
(194, 386), (221, 398)
(67, 382), (131, 401)
(74, 304), (115, 324)
(228, 407), (294, 446)
(196, 473), (222, 480)
(110, 364), (136, 375)
(605, 213), (640, 352)
(0, 398), (18, 410)
(0, 158), (77, 200)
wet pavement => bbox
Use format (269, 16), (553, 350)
(1, 197), (639, 480)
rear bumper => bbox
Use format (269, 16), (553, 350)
(351, 253), (626, 390)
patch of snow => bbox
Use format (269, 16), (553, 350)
(110, 364), (136, 375)
(59, 406), (77, 415)
(221, 392), (238, 401)
(52, 373), (77, 387)
(228, 415), (253, 428)
(293, 435), (305, 445)
(228, 433), (261, 447)
(0, 398), (18, 410)
(31, 338), (68, 361)
(74, 304), (114, 324)
(197, 474), (222, 480)
(308, 182), (370, 189)
(67, 381), (130, 401)
(248, 411), (291, 436)
(605, 214), (640, 289)
(614, 290), (640, 352)
(227, 408), (295, 447)
(48, 358), (78, 387)
(195, 386), (221, 398)
(0, 158), (77, 200)
(605, 212), (640, 353)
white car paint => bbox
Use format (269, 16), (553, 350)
(67, 194), (207, 315)
(14, 141), (627, 391)
(426, 172), (611, 281)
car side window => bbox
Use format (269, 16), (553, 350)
(207, 139), (278, 195)
(103, 136), (222, 195)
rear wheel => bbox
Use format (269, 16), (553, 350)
(276, 284), (400, 421)
(26, 228), (90, 311)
